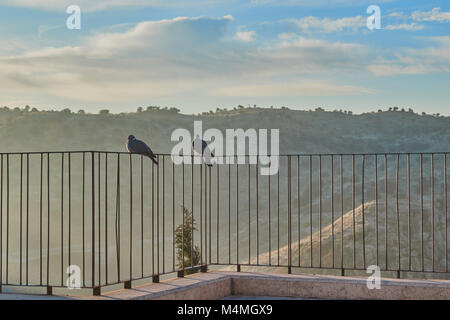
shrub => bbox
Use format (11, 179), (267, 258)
(175, 206), (201, 274)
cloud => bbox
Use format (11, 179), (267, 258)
(262, 34), (368, 73)
(385, 23), (424, 31)
(367, 36), (450, 76)
(235, 30), (257, 42)
(85, 15), (235, 57)
(8, 13), (449, 106)
(411, 7), (450, 23)
(250, 0), (393, 7)
(3, 0), (230, 12)
(0, 14), (376, 105)
(0, 16), (238, 102)
(287, 16), (365, 33)
(211, 81), (374, 97)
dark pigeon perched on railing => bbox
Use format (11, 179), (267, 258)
(126, 135), (158, 165)
(192, 135), (215, 167)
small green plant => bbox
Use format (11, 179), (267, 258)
(175, 206), (201, 274)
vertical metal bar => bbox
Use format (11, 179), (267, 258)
(352, 154), (355, 269)
(152, 160), (154, 276)
(205, 164), (208, 267)
(268, 160), (271, 266)
(362, 155), (366, 269)
(420, 153), (424, 272)
(82, 153), (86, 287)
(340, 155), (344, 269)
(331, 155), (334, 269)
(192, 157), (194, 268)
(408, 153), (411, 271)
(5, 154), (9, 284)
(208, 166), (212, 265)
(248, 163), (251, 264)
(288, 156), (292, 269)
(431, 154), (435, 272)
(200, 163), (203, 266)
(26, 154), (29, 285)
(228, 158), (231, 265)
(140, 155), (144, 278)
(162, 155), (165, 274)
(97, 153), (100, 285)
(385, 154), (388, 270)
(445, 153), (448, 272)
(172, 161), (175, 271)
(20, 153), (23, 285)
(116, 154), (121, 282)
(105, 153), (108, 284)
(60, 153), (64, 287)
(39, 153), (43, 285)
(156, 156), (161, 276)
(256, 162), (259, 265)
(297, 156), (301, 267)
(216, 164), (219, 264)
(319, 155), (322, 268)
(182, 162), (185, 270)
(396, 154), (400, 272)
(47, 154), (50, 287)
(375, 155), (379, 268)
(309, 155), (312, 267)
(129, 154), (132, 282)
(162, 156), (165, 274)
(157, 156), (160, 276)
(91, 152), (95, 288)
(0, 155), (2, 288)
(68, 153), (71, 273)
(277, 157), (280, 266)
(236, 159), (239, 266)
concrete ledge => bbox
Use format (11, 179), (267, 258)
(228, 272), (450, 300)
(91, 273), (232, 300)
(0, 272), (444, 300)
(65, 271), (450, 300)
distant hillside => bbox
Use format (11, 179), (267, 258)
(0, 106), (449, 153)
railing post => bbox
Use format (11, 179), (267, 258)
(0, 154), (2, 293)
(93, 287), (101, 296)
(91, 152), (100, 295)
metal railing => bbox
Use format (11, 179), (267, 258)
(0, 151), (448, 295)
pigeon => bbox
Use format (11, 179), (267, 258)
(126, 135), (158, 165)
(192, 135), (214, 167)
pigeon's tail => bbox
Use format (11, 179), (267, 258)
(148, 154), (159, 165)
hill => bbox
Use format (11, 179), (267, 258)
(0, 106), (449, 153)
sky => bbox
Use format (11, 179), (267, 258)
(0, 0), (449, 115)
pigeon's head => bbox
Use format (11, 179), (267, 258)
(128, 135), (135, 141)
